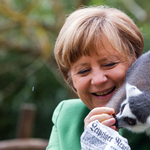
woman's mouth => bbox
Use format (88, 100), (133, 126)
(92, 87), (116, 96)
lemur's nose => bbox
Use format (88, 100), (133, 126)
(112, 113), (118, 129)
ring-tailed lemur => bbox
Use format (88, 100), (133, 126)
(106, 50), (150, 136)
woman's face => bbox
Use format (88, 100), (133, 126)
(70, 41), (131, 110)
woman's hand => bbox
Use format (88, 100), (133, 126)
(84, 107), (117, 130)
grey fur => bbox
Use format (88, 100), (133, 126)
(129, 92), (150, 123)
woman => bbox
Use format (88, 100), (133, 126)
(46, 6), (149, 150)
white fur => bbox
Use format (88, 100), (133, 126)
(146, 116), (150, 125)
(126, 83), (142, 98)
(128, 121), (149, 133)
(121, 104), (135, 118)
(145, 116), (150, 136)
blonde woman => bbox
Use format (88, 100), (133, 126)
(46, 6), (149, 150)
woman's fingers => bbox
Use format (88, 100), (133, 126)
(101, 117), (116, 127)
(86, 107), (115, 119)
(84, 114), (113, 129)
(84, 107), (115, 129)
(85, 107), (114, 122)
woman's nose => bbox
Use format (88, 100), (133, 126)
(91, 70), (107, 85)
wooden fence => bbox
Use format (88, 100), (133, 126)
(0, 103), (48, 150)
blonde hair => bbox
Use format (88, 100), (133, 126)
(54, 6), (144, 91)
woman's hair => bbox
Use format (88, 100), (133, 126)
(54, 6), (144, 91)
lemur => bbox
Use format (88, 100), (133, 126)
(106, 50), (150, 136)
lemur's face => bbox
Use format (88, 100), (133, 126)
(115, 101), (150, 133)
(115, 83), (150, 133)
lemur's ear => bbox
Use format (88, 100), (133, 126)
(126, 83), (142, 99)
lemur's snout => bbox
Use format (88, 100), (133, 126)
(114, 118), (118, 129)
(112, 113), (118, 129)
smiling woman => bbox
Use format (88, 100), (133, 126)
(46, 5), (145, 150)
(70, 40), (130, 109)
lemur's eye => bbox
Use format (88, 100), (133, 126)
(124, 117), (136, 125)
(121, 104), (125, 113)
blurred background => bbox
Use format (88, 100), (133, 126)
(0, 0), (150, 142)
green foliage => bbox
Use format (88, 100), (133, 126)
(0, 51), (75, 140)
(0, 0), (150, 141)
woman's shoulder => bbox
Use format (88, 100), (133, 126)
(58, 99), (87, 108)
(52, 99), (90, 124)
(54, 99), (89, 115)
(49, 99), (89, 150)
(54, 99), (87, 112)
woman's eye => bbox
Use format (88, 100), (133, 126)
(78, 69), (90, 74)
(104, 62), (117, 67)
